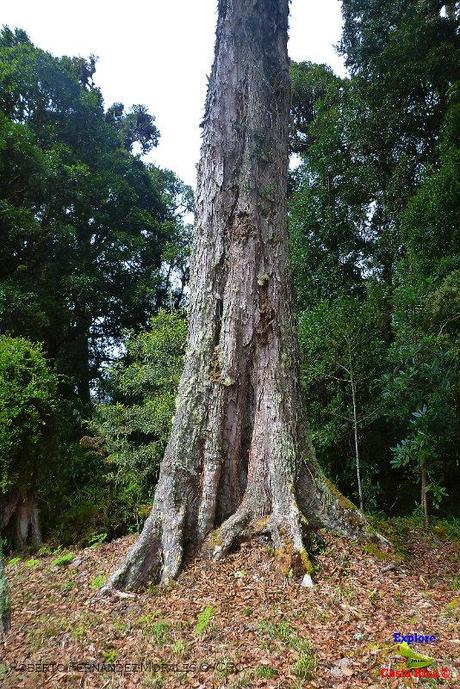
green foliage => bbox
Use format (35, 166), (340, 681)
(258, 619), (315, 681)
(442, 597), (460, 621)
(52, 552), (74, 567)
(25, 558), (39, 568)
(149, 621), (170, 645)
(7, 557), (21, 567)
(291, 652), (316, 681)
(89, 574), (106, 589)
(0, 335), (58, 497)
(299, 291), (387, 508)
(290, 0), (460, 517)
(101, 649), (118, 663)
(255, 665), (278, 679)
(451, 576), (460, 591)
(0, 26), (191, 545)
(138, 615), (171, 645)
(89, 311), (186, 532)
(194, 605), (214, 636)
(432, 517), (460, 543)
(86, 532), (107, 548)
(0, 26), (190, 411)
(49, 483), (111, 546)
(37, 544), (52, 557)
(170, 639), (187, 655)
(289, 62), (368, 311)
(381, 98), (460, 516)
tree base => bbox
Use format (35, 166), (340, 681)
(103, 462), (375, 593)
(0, 491), (42, 551)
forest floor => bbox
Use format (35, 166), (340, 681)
(1, 519), (459, 689)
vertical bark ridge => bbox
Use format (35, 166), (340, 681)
(0, 491), (42, 551)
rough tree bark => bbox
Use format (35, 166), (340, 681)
(105, 0), (371, 592)
(0, 490), (42, 551)
(14, 494), (42, 550)
(0, 552), (10, 637)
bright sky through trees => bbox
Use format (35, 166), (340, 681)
(1, 0), (345, 186)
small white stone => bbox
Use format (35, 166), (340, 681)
(70, 557), (83, 568)
(301, 573), (313, 588)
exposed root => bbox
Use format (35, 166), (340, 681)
(297, 461), (370, 540)
(203, 506), (253, 560)
(160, 503), (186, 584)
(103, 511), (163, 592)
(202, 499), (315, 583)
(104, 464), (382, 593)
(372, 530), (392, 551)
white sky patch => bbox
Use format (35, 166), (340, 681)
(2, 0), (345, 187)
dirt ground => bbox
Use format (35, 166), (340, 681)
(1, 522), (459, 688)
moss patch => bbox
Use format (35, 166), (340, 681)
(275, 543), (314, 577)
(298, 548), (314, 574)
(252, 516), (270, 533)
(323, 477), (358, 511)
(204, 528), (223, 549)
(363, 543), (392, 562)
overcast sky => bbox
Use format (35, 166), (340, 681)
(2, 1), (345, 187)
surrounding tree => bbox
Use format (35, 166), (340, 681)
(339, 0), (459, 280)
(288, 0), (460, 517)
(299, 293), (386, 511)
(381, 95), (460, 525)
(0, 27), (187, 408)
(289, 62), (370, 311)
(105, 0), (368, 593)
(0, 336), (59, 549)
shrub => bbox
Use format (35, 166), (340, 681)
(0, 336), (59, 546)
(90, 311), (186, 532)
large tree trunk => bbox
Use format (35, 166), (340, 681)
(0, 489), (19, 533)
(14, 494), (42, 550)
(0, 490), (42, 551)
(0, 552), (10, 637)
(106, 0), (370, 592)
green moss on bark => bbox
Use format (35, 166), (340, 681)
(275, 542), (314, 577)
(322, 477), (358, 511)
(204, 528), (223, 549)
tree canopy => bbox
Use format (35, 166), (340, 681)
(0, 0), (459, 554)
(0, 27), (189, 408)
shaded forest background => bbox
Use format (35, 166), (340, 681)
(1, 0), (459, 552)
